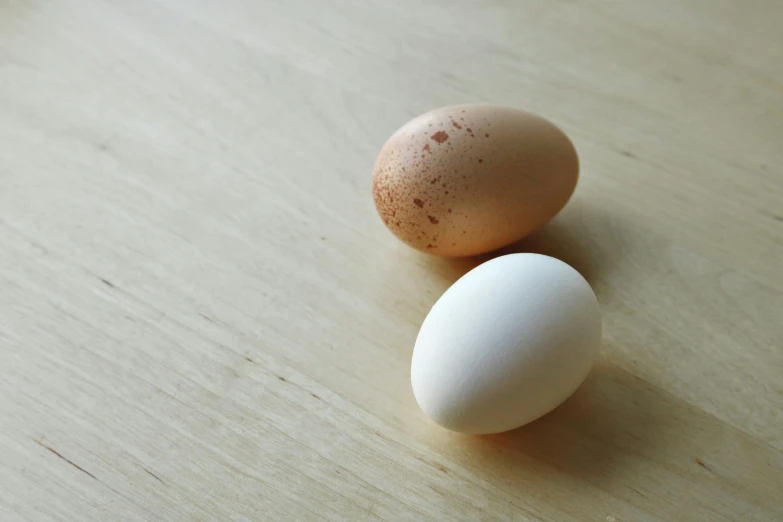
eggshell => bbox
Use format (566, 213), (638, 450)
(411, 253), (601, 434)
(373, 105), (578, 257)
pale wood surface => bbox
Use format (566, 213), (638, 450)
(1, 1), (782, 520)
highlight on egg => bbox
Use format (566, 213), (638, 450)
(373, 104), (579, 257)
(411, 253), (602, 434)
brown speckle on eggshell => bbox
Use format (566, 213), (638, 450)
(372, 104), (578, 257)
(431, 131), (449, 144)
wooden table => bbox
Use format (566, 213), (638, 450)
(1, 1), (781, 520)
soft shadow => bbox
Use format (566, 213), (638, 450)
(422, 198), (619, 287)
(425, 357), (783, 520)
(419, 202), (655, 477)
(460, 359), (660, 480)
(420, 254), (482, 286)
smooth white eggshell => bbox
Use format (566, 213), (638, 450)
(411, 253), (602, 434)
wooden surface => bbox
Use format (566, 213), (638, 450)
(1, 1), (782, 520)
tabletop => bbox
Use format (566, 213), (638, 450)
(1, 1), (782, 520)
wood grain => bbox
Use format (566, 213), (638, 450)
(1, 0), (781, 520)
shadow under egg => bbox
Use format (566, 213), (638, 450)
(421, 197), (619, 287)
(458, 359), (662, 481)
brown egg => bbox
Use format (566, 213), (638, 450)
(372, 104), (579, 257)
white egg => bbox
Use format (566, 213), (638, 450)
(411, 253), (602, 434)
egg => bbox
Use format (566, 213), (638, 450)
(411, 253), (602, 434)
(373, 105), (578, 257)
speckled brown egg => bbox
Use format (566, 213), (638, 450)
(372, 104), (579, 257)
